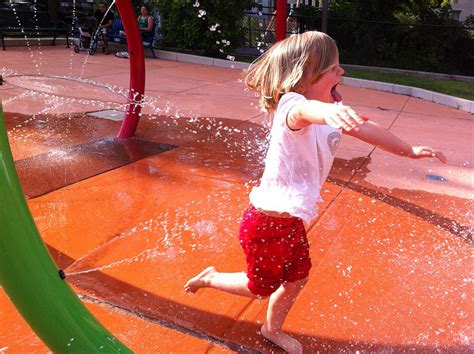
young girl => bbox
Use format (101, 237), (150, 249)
(185, 31), (446, 353)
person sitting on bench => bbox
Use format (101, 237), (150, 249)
(137, 4), (154, 44)
(94, 1), (114, 54)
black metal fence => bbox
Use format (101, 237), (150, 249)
(241, 6), (474, 75)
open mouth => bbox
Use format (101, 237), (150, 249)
(331, 84), (342, 102)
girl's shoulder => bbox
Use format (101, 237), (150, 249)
(273, 92), (307, 130)
(280, 91), (305, 102)
(276, 92), (306, 113)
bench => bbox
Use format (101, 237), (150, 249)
(0, 8), (71, 50)
(107, 18), (157, 58)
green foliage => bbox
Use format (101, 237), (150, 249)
(329, 0), (404, 21)
(152, 0), (255, 57)
(294, 4), (321, 30)
(464, 15), (474, 27)
(324, 0), (473, 75)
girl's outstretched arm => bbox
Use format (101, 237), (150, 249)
(288, 101), (366, 131)
(346, 120), (447, 163)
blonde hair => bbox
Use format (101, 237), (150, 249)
(244, 31), (339, 113)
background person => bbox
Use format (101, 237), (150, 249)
(138, 4), (154, 43)
(94, 2), (114, 54)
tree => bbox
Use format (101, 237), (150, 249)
(324, 0), (473, 74)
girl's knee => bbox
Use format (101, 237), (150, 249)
(296, 277), (309, 288)
(248, 281), (275, 298)
(285, 277), (309, 290)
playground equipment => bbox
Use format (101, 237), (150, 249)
(0, 104), (132, 353)
(0, 0), (145, 351)
(275, 0), (287, 42)
(115, 0), (145, 139)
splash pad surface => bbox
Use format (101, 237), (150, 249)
(1, 46), (472, 352)
(7, 75), (127, 102)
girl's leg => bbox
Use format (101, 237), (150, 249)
(184, 266), (258, 298)
(185, 269), (307, 353)
(261, 277), (308, 354)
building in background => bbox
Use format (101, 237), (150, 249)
(254, 0), (321, 9)
(450, 0), (473, 21)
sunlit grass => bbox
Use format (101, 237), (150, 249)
(343, 69), (474, 100)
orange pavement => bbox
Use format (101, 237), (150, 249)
(0, 46), (472, 353)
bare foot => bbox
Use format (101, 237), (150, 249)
(184, 266), (216, 293)
(261, 324), (303, 354)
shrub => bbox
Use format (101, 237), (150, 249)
(152, 0), (255, 57)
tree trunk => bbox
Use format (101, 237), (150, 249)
(47, 0), (58, 22)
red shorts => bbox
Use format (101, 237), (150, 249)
(239, 205), (311, 297)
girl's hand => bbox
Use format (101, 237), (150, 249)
(324, 105), (368, 132)
(410, 146), (447, 163)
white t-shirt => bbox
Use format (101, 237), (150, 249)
(249, 92), (342, 225)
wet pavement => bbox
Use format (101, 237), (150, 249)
(0, 46), (472, 353)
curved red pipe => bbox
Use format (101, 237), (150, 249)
(115, 0), (145, 138)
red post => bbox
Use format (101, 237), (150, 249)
(115, 0), (146, 138)
(275, 0), (287, 42)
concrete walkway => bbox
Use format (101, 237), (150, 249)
(0, 46), (472, 353)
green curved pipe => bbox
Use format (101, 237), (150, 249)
(0, 103), (133, 353)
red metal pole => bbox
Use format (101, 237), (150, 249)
(115, 0), (146, 138)
(275, 0), (287, 42)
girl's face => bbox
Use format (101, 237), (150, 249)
(141, 6), (148, 16)
(303, 62), (344, 103)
